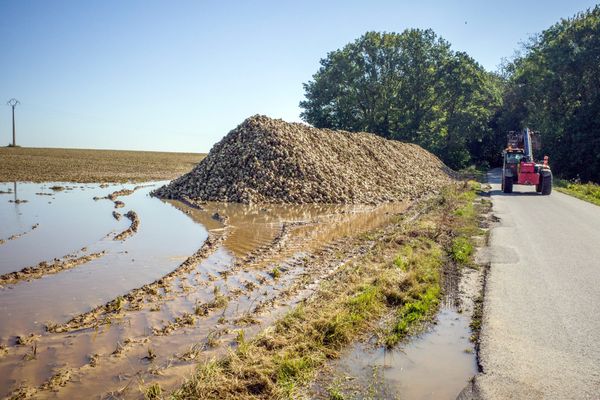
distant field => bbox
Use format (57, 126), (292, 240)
(0, 147), (205, 183)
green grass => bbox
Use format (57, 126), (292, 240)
(556, 179), (600, 206)
(385, 239), (442, 347)
(457, 165), (488, 182)
(450, 236), (474, 265)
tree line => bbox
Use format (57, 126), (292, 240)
(299, 6), (600, 182)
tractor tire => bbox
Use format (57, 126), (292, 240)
(503, 176), (513, 193)
(536, 180), (542, 193)
(541, 171), (552, 195)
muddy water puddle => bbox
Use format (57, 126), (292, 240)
(311, 262), (482, 400)
(312, 308), (477, 400)
(0, 182), (207, 338)
(0, 181), (410, 399)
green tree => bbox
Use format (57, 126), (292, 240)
(498, 6), (600, 182)
(300, 30), (502, 169)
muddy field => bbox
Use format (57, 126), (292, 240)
(0, 177), (487, 400)
(0, 147), (204, 183)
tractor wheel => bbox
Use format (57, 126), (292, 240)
(541, 171), (553, 195)
(503, 176), (513, 193)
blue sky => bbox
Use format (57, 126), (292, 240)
(0, 0), (598, 153)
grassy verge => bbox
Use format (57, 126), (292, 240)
(555, 179), (600, 206)
(457, 165), (488, 182)
(0, 147), (204, 183)
(167, 182), (483, 400)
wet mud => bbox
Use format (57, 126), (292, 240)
(113, 211), (140, 241)
(0, 251), (105, 287)
(0, 181), (411, 399)
(0, 224), (39, 246)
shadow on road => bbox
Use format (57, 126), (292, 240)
(489, 189), (540, 197)
(486, 168), (543, 197)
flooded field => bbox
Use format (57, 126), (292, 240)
(0, 181), (412, 399)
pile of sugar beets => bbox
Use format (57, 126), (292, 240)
(153, 115), (453, 204)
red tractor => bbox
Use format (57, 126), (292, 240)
(501, 128), (552, 195)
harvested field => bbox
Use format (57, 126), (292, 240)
(0, 147), (204, 183)
(155, 115), (453, 204)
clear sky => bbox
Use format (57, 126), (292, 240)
(0, 0), (598, 153)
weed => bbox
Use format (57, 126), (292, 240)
(144, 382), (162, 399)
(206, 331), (219, 348)
(108, 296), (125, 313)
(23, 343), (38, 361)
(235, 329), (246, 344)
(385, 285), (440, 347)
(556, 179), (600, 206)
(270, 266), (281, 279)
(207, 286), (229, 309)
(451, 236), (474, 264)
(194, 302), (208, 316)
(179, 344), (202, 361)
(143, 347), (157, 362)
(327, 383), (346, 400)
(181, 313), (196, 326)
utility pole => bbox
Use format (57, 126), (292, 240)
(7, 98), (20, 147)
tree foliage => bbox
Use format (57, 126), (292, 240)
(299, 30), (503, 169)
(497, 6), (600, 182)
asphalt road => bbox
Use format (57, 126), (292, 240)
(471, 169), (600, 399)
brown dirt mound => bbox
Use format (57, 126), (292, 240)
(154, 115), (453, 204)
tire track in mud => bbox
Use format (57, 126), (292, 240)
(0, 251), (106, 287)
(2, 205), (404, 399)
(48, 230), (227, 333)
(3, 230), (227, 399)
(6, 219), (306, 397)
(148, 221), (298, 336)
(0, 223), (39, 246)
(93, 184), (153, 208)
(100, 233), (375, 399)
(93, 185), (153, 202)
(31, 226), (369, 400)
(47, 220), (293, 339)
(113, 210), (139, 241)
(94, 185), (153, 241)
(142, 226), (367, 351)
(145, 218), (370, 340)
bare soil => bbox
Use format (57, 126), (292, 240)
(0, 147), (204, 183)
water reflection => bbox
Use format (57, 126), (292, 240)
(0, 182), (207, 339)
